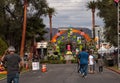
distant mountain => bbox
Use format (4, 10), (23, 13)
(44, 27), (92, 41)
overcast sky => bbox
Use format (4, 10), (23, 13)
(43, 0), (104, 30)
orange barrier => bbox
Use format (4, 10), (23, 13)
(0, 71), (7, 74)
(25, 63), (29, 70)
(41, 64), (47, 72)
(0, 65), (7, 74)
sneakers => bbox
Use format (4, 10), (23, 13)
(81, 73), (87, 78)
(84, 76), (87, 78)
(81, 73), (84, 77)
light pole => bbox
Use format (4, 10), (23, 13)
(98, 30), (100, 49)
(117, 1), (120, 70)
(94, 25), (100, 49)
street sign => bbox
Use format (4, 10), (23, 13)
(36, 42), (48, 48)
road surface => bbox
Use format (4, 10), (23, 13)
(0, 64), (120, 83)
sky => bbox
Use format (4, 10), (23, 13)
(43, 0), (104, 30)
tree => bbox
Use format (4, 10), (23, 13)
(96, 0), (117, 46)
(47, 7), (55, 41)
(27, 17), (47, 41)
(20, 0), (28, 57)
(0, 37), (8, 57)
(86, 1), (97, 39)
(0, 0), (5, 30)
(0, 0), (50, 53)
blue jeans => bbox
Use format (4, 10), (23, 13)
(80, 64), (88, 76)
(7, 73), (19, 83)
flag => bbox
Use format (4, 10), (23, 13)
(114, 0), (119, 3)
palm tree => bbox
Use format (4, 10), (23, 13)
(20, 0), (27, 58)
(47, 7), (55, 41)
(86, 1), (97, 39)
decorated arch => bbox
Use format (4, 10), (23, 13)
(51, 28), (91, 43)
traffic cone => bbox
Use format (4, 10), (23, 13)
(26, 63), (29, 70)
(41, 64), (47, 72)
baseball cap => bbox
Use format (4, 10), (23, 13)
(8, 46), (15, 52)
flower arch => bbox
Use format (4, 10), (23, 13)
(51, 29), (91, 43)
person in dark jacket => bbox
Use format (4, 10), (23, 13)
(1, 46), (23, 83)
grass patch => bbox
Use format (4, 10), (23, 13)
(40, 60), (77, 64)
(0, 68), (30, 80)
(0, 74), (6, 80)
(107, 65), (120, 73)
(108, 65), (119, 69)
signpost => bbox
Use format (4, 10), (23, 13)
(36, 41), (48, 59)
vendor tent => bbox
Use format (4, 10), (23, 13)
(107, 46), (115, 53)
(98, 46), (107, 54)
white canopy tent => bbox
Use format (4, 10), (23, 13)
(107, 46), (115, 53)
(98, 46), (108, 54)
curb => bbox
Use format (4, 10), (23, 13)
(106, 67), (120, 74)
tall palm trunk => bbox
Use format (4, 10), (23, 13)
(20, 0), (27, 58)
(92, 9), (95, 39)
(49, 15), (52, 41)
(47, 7), (55, 41)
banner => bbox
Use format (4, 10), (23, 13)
(32, 62), (40, 70)
(114, 0), (119, 3)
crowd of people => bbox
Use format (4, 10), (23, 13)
(0, 45), (105, 83)
(77, 47), (104, 78)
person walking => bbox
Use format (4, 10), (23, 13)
(97, 54), (104, 73)
(1, 46), (23, 83)
(88, 51), (95, 74)
(78, 48), (89, 78)
(75, 48), (80, 73)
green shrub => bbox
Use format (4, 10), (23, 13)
(71, 59), (77, 63)
(0, 38), (8, 56)
(40, 60), (66, 64)
(49, 60), (66, 64)
(47, 55), (59, 60)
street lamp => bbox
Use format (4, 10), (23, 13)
(117, 2), (120, 70)
(98, 30), (100, 49)
(94, 25), (101, 49)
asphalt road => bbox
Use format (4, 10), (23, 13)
(0, 64), (120, 83)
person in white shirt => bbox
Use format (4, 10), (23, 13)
(88, 51), (94, 73)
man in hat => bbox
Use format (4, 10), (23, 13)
(1, 46), (23, 83)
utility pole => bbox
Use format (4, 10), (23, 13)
(117, 1), (120, 70)
(20, 0), (27, 58)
